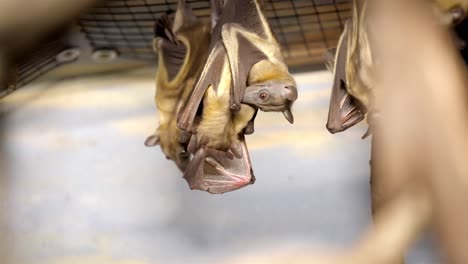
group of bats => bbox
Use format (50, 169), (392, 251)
(318, 1), (468, 264)
(143, 0), (468, 261)
(144, 0), (467, 197)
(145, 0), (298, 194)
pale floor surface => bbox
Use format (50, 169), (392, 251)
(0, 67), (439, 264)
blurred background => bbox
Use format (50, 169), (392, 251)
(0, 0), (453, 263)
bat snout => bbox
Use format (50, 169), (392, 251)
(282, 85), (298, 101)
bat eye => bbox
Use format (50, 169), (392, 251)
(165, 156), (170, 160)
(259, 92), (268, 100)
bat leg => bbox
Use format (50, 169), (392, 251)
(221, 23), (269, 112)
(244, 108), (258, 135)
(325, 25), (366, 134)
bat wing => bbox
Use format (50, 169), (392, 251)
(211, 0), (276, 110)
(183, 134), (254, 194)
(326, 23), (365, 134)
(154, 13), (188, 81)
(324, 48), (337, 72)
(154, 0), (201, 81)
(176, 42), (227, 132)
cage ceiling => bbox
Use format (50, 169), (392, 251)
(81, 0), (351, 65)
(1, 0), (350, 97)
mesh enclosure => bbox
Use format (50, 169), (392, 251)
(79, 0), (351, 64)
(1, 40), (71, 99)
(1, 0), (351, 95)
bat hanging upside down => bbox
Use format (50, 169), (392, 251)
(176, 0), (298, 194)
(324, 0), (468, 138)
(145, 0), (211, 172)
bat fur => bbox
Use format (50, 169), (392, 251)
(145, 0), (211, 171)
(324, 0), (467, 136)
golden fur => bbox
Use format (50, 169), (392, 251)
(196, 58), (256, 150)
(248, 60), (296, 86)
(149, 17), (210, 168)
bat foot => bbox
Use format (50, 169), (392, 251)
(244, 124), (254, 135)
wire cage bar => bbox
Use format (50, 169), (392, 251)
(79, 0), (351, 64)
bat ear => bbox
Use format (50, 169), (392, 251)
(283, 108), (294, 124)
(145, 134), (160, 147)
(324, 48), (337, 72)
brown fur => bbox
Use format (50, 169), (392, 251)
(149, 16), (211, 169)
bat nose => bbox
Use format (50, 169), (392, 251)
(283, 85), (298, 101)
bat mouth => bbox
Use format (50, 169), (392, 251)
(183, 135), (255, 194)
(256, 103), (288, 111)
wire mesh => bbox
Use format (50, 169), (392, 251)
(79, 0), (351, 64)
(1, 0), (351, 94)
(0, 40), (71, 99)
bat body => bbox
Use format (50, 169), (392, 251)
(325, 0), (371, 135)
(324, 0), (467, 136)
(177, 0), (297, 134)
(145, 0), (211, 172)
(175, 0), (297, 194)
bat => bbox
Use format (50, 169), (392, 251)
(324, 0), (466, 137)
(324, 23), (366, 135)
(177, 0), (298, 134)
(145, 0), (211, 172)
(324, 0), (370, 136)
(176, 0), (298, 194)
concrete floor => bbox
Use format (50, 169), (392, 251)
(0, 67), (439, 264)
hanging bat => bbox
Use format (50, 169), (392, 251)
(177, 0), (298, 135)
(145, 0), (211, 172)
(324, 0), (466, 137)
(324, 0), (370, 136)
(175, 0), (298, 194)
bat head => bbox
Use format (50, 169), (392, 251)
(326, 80), (366, 134)
(145, 124), (191, 172)
(243, 78), (297, 124)
(183, 135), (255, 194)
